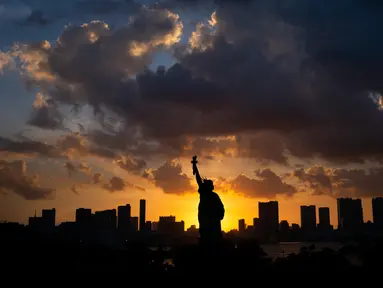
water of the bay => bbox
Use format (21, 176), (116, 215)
(261, 242), (343, 258)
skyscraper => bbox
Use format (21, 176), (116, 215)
(93, 209), (117, 230)
(118, 204), (131, 232)
(337, 198), (363, 231)
(131, 217), (139, 232)
(42, 208), (56, 228)
(318, 207), (330, 229)
(76, 208), (92, 227)
(258, 201), (279, 241)
(238, 219), (246, 233)
(300, 205), (316, 232)
(372, 197), (383, 228)
(139, 199), (146, 232)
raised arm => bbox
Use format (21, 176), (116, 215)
(192, 156), (203, 187)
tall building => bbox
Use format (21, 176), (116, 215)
(131, 217), (139, 232)
(238, 219), (246, 233)
(93, 209), (117, 230)
(337, 198), (363, 231)
(117, 204), (131, 232)
(76, 208), (92, 227)
(318, 207), (330, 228)
(28, 215), (43, 229)
(300, 205), (316, 232)
(253, 218), (260, 232)
(145, 221), (152, 232)
(258, 201), (279, 241)
(42, 208), (56, 228)
(157, 216), (184, 236)
(372, 198), (383, 228)
(139, 199), (146, 232)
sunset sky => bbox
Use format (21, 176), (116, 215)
(1, 0), (383, 231)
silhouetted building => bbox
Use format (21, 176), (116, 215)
(301, 205), (316, 234)
(42, 208), (56, 228)
(131, 216), (139, 232)
(186, 225), (199, 237)
(76, 208), (92, 228)
(157, 216), (184, 236)
(140, 199), (146, 232)
(318, 207), (331, 229)
(238, 219), (246, 233)
(93, 209), (117, 230)
(279, 220), (289, 232)
(253, 218), (260, 229)
(117, 204), (131, 234)
(337, 198), (363, 232)
(291, 223), (300, 231)
(258, 201), (279, 242)
(28, 216), (44, 229)
(152, 221), (158, 232)
(279, 220), (290, 241)
(372, 197), (383, 228)
(145, 221), (152, 232)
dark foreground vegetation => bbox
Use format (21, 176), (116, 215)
(1, 223), (382, 284)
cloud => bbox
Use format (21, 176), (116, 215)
(291, 165), (383, 198)
(16, 10), (50, 26)
(27, 93), (64, 130)
(292, 166), (333, 196)
(103, 175), (145, 193)
(92, 172), (104, 184)
(103, 176), (127, 192)
(3, 0), (383, 167)
(71, 184), (80, 195)
(64, 161), (77, 176)
(230, 169), (297, 198)
(0, 160), (55, 200)
(116, 155), (147, 175)
(0, 0), (141, 27)
(0, 136), (62, 158)
(147, 160), (194, 194)
(64, 160), (91, 176)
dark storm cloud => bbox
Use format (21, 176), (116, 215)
(291, 165), (383, 198)
(116, 156), (147, 175)
(145, 159), (295, 197)
(0, 159), (55, 200)
(103, 176), (127, 192)
(0, 132), (117, 160)
(1, 0), (140, 26)
(3, 0), (383, 166)
(164, 0), (383, 164)
(231, 169), (297, 198)
(147, 160), (194, 194)
(102, 175), (144, 192)
(0, 136), (61, 157)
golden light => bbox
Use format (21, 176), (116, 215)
(129, 41), (150, 57)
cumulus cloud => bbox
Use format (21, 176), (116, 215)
(147, 160), (194, 194)
(143, 160), (296, 198)
(2, 0), (383, 193)
(64, 161), (91, 176)
(64, 161), (77, 176)
(92, 172), (104, 184)
(230, 169), (296, 198)
(144, 0), (383, 164)
(28, 93), (63, 130)
(291, 165), (383, 198)
(0, 160), (55, 200)
(116, 155), (147, 175)
(103, 176), (127, 192)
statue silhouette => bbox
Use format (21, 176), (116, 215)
(192, 156), (225, 257)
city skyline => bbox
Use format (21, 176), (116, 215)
(14, 197), (383, 232)
(1, 0), (383, 231)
